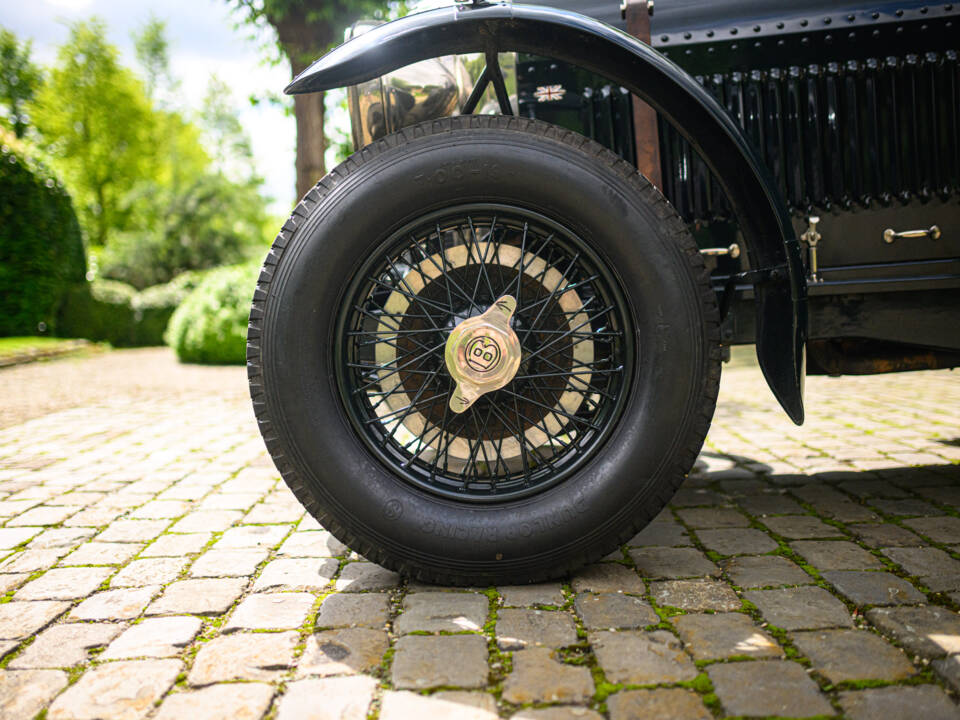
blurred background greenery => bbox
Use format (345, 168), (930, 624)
(0, 0), (414, 365)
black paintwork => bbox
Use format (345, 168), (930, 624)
(520, 0), (960, 366)
(286, 2), (807, 423)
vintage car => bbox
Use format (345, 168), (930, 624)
(247, 0), (959, 584)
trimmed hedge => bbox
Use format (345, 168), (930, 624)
(57, 272), (205, 347)
(165, 262), (259, 364)
(0, 130), (86, 336)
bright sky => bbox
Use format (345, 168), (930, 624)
(0, 0), (297, 213)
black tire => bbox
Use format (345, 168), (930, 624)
(248, 116), (720, 585)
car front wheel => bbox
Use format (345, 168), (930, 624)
(248, 116), (721, 584)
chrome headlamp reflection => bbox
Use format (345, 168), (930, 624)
(346, 20), (516, 149)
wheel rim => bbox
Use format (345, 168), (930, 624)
(335, 204), (634, 502)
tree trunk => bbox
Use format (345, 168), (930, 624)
(292, 85), (326, 201)
(274, 9), (334, 204)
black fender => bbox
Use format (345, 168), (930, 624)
(285, 2), (807, 424)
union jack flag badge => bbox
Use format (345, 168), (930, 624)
(534, 85), (566, 102)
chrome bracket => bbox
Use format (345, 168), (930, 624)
(700, 243), (741, 259)
(883, 225), (941, 244)
(444, 295), (522, 413)
(800, 216), (822, 283)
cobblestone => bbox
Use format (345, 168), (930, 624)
(821, 569), (926, 605)
(9, 623), (122, 668)
(867, 605), (960, 657)
(671, 612), (781, 660)
(14, 566), (112, 600)
(495, 608), (578, 649)
(188, 632), (298, 684)
(189, 548), (267, 577)
(70, 585), (160, 620)
(140, 532), (211, 556)
(2, 349), (960, 718)
(226, 591), (315, 630)
(570, 563), (644, 593)
(499, 583), (565, 607)
(379, 689), (498, 720)
(102, 616), (202, 659)
(591, 630), (697, 684)
(629, 547), (720, 578)
(839, 684), (960, 720)
(59, 541), (142, 565)
(607, 688), (710, 720)
(391, 634), (488, 689)
(147, 577), (246, 615)
(760, 515), (842, 539)
(278, 676), (377, 720)
(721, 554), (812, 587)
(394, 591), (488, 634)
(277, 530), (347, 557)
(48, 659), (180, 720)
(649, 579), (741, 611)
(110, 558), (187, 587)
(253, 558), (336, 591)
(0, 668), (68, 718)
(708, 660), (834, 717)
(791, 628), (915, 682)
(153, 683), (275, 720)
(315, 592), (390, 628)
(573, 592), (657, 629)
(696, 528), (779, 555)
(501, 647), (594, 704)
(335, 561), (402, 591)
(0, 600), (69, 639)
(298, 628), (389, 677)
(746, 586), (854, 630)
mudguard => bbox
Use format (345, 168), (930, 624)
(285, 2), (808, 424)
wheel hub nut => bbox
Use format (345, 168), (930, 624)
(445, 295), (522, 413)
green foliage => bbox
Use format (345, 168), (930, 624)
(29, 18), (268, 291)
(165, 263), (260, 364)
(0, 129), (86, 336)
(30, 19), (157, 247)
(57, 273), (203, 348)
(99, 173), (267, 289)
(58, 280), (137, 347)
(0, 27), (42, 139)
(201, 75), (255, 178)
(132, 16), (172, 99)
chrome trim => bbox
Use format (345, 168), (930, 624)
(883, 225), (942, 244)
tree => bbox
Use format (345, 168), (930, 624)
(228, 0), (390, 200)
(30, 19), (156, 246)
(0, 27), (42, 138)
(133, 16), (173, 100)
(200, 75), (255, 180)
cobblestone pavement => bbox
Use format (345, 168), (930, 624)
(1, 348), (960, 719)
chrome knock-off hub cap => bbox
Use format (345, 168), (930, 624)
(445, 295), (522, 413)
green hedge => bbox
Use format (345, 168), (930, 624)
(57, 272), (206, 347)
(0, 130), (86, 336)
(165, 262), (259, 364)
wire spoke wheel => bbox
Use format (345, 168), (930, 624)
(336, 204), (634, 501)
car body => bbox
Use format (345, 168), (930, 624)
(522, 0), (960, 380)
(334, 0), (960, 403)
